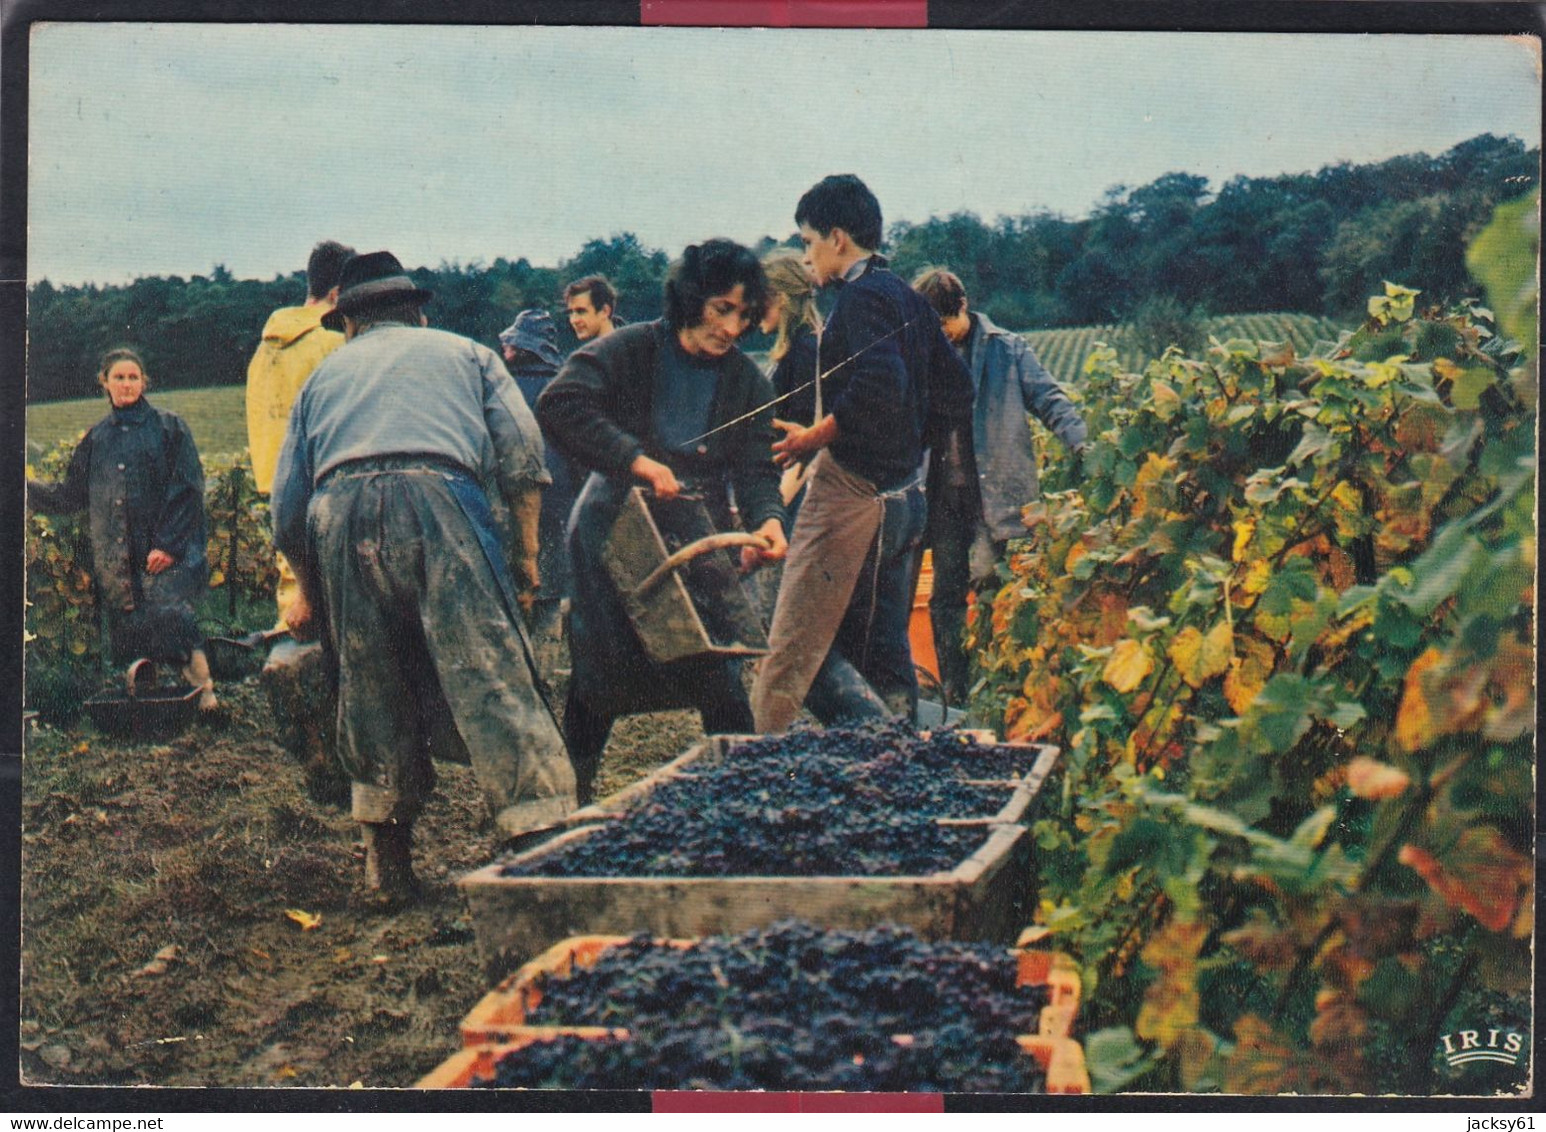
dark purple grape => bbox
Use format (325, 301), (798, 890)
(501, 722), (1040, 879)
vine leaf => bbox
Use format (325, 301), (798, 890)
(1398, 828), (1532, 934)
(1224, 638), (1275, 714)
(1134, 918), (1207, 1049)
(1222, 1015), (1296, 1094)
(1169, 622), (1233, 688)
(1394, 647), (1443, 752)
(1103, 639), (1153, 693)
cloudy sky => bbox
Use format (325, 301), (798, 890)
(26, 24), (1542, 286)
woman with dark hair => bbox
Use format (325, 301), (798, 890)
(28, 348), (216, 709)
(537, 238), (788, 804)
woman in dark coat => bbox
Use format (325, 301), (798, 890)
(28, 348), (216, 709)
(537, 240), (788, 804)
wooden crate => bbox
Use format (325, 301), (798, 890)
(460, 736), (1060, 980)
(461, 933), (1080, 1048)
(419, 1033), (1089, 1094)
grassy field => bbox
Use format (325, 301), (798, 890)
(27, 385), (254, 460)
(26, 311), (1348, 457)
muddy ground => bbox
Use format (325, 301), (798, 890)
(18, 666), (704, 1090)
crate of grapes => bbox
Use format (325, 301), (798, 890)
(603, 486), (770, 665)
(419, 1032), (1090, 1093)
(459, 723), (1061, 980)
(460, 929), (1081, 1047)
(420, 923), (1089, 1093)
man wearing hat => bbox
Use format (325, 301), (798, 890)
(272, 252), (575, 908)
(498, 310), (577, 660)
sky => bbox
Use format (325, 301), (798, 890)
(25, 23), (1543, 287)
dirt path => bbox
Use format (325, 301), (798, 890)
(19, 676), (702, 1088)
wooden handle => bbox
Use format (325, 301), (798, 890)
(126, 658), (156, 699)
(632, 532), (772, 598)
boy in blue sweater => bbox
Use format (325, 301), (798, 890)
(752, 174), (975, 732)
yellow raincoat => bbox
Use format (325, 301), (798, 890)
(246, 303), (343, 623)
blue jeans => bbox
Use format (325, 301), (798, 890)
(807, 474), (928, 723)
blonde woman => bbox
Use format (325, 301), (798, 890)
(760, 252), (824, 506)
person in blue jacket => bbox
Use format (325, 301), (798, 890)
(28, 347), (216, 709)
(499, 308), (579, 655)
(751, 174), (976, 732)
(913, 267), (1089, 705)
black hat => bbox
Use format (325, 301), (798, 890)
(321, 250), (433, 331)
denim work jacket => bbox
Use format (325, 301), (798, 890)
(964, 312), (1087, 542)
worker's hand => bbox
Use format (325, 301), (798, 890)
(285, 590), (317, 642)
(739, 518), (788, 573)
(771, 415), (837, 469)
(1069, 441), (1092, 482)
(630, 454), (681, 499)
(145, 549), (175, 575)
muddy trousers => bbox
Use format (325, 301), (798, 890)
(308, 462), (575, 836)
(751, 452), (925, 733)
(564, 671), (754, 805)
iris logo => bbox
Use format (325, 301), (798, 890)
(1438, 1026), (1526, 1068)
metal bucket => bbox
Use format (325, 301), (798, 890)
(601, 488), (770, 666)
(83, 658), (203, 740)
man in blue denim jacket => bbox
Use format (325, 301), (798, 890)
(913, 267), (1089, 704)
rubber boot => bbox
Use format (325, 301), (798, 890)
(360, 820), (420, 911)
(182, 649), (219, 712)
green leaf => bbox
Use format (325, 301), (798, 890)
(1465, 189), (1538, 352)
(1251, 674), (1318, 753)
(1083, 1027), (1161, 1094)
(1448, 365), (1497, 411)
(1395, 522), (1482, 616)
(1258, 556), (1319, 616)
(1327, 701), (1367, 730)
(1289, 806), (1336, 851)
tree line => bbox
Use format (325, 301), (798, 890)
(26, 133), (1536, 404)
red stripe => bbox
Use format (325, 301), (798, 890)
(641, 0), (927, 27)
(653, 1091), (945, 1112)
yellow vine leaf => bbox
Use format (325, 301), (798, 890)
(1394, 647), (1444, 752)
(1224, 638), (1275, 714)
(284, 908), (323, 931)
(1103, 639), (1153, 693)
(1238, 558), (1271, 597)
(1150, 380), (1182, 420)
(1135, 918), (1207, 1050)
(1064, 540), (1088, 574)
(1232, 518), (1255, 562)
(1169, 622), (1233, 688)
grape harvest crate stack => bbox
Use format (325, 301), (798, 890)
(459, 723), (1061, 979)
